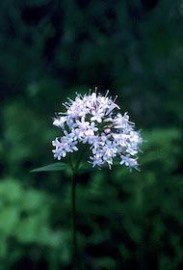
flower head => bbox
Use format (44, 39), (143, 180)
(52, 91), (142, 169)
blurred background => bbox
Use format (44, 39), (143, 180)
(0, 0), (183, 269)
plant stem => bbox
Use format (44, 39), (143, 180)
(71, 172), (79, 270)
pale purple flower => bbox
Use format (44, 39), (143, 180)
(52, 91), (142, 169)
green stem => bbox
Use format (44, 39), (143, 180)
(74, 144), (88, 173)
(71, 172), (79, 270)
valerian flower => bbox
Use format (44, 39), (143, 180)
(52, 91), (142, 169)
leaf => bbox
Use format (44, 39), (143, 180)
(30, 162), (68, 173)
(77, 162), (95, 174)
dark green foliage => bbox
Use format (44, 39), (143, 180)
(0, 0), (183, 269)
(0, 178), (64, 269)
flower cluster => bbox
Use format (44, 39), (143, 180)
(52, 91), (142, 169)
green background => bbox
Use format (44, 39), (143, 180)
(0, 0), (183, 269)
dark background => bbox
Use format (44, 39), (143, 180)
(0, 0), (183, 269)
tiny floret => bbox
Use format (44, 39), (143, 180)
(52, 91), (142, 169)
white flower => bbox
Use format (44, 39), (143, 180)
(52, 91), (142, 169)
(120, 156), (138, 168)
(53, 116), (66, 128)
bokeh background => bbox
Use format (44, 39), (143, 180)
(0, 0), (183, 269)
